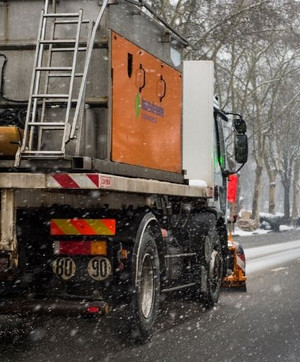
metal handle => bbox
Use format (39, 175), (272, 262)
(159, 75), (166, 102)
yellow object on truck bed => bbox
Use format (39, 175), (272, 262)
(0, 126), (23, 157)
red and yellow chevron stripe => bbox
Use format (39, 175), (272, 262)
(50, 219), (116, 236)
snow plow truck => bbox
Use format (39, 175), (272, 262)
(0, 0), (248, 341)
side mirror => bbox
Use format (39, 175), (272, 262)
(234, 118), (247, 134)
(235, 134), (248, 164)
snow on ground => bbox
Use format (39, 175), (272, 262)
(233, 225), (296, 237)
(244, 239), (300, 274)
(233, 227), (270, 237)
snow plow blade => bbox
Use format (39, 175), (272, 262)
(223, 238), (247, 291)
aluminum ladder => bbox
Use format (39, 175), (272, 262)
(15, 0), (109, 166)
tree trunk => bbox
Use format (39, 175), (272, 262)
(292, 158), (300, 227)
(251, 163), (263, 221)
(283, 180), (290, 220)
(281, 156), (293, 221)
(264, 155), (277, 215)
(268, 172), (276, 215)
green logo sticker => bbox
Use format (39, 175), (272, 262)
(134, 92), (142, 118)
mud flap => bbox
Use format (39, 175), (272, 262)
(0, 189), (18, 280)
(200, 265), (207, 292)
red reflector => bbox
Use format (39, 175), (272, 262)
(60, 241), (91, 255)
(161, 229), (168, 238)
(238, 253), (246, 262)
(87, 306), (100, 314)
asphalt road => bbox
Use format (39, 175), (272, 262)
(1, 230), (300, 362)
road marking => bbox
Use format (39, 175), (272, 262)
(271, 267), (289, 272)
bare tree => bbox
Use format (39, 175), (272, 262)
(147, 0), (300, 220)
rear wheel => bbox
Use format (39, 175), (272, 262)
(203, 231), (223, 308)
(129, 228), (160, 343)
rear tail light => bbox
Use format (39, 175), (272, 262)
(87, 306), (100, 314)
(54, 241), (107, 256)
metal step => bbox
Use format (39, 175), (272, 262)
(28, 122), (66, 127)
(55, 19), (90, 25)
(36, 66), (73, 71)
(39, 99), (78, 104)
(43, 13), (80, 18)
(48, 73), (83, 77)
(51, 47), (87, 52)
(32, 94), (70, 98)
(22, 150), (64, 155)
(39, 40), (77, 45)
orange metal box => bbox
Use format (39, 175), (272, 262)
(111, 32), (182, 173)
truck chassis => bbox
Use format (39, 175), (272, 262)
(0, 171), (226, 341)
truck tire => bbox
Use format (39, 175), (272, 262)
(129, 227), (160, 343)
(203, 230), (223, 308)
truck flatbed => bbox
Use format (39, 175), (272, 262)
(0, 172), (210, 197)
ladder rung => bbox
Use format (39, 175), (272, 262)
(39, 40), (76, 45)
(48, 41), (108, 50)
(30, 127), (65, 131)
(43, 13), (80, 18)
(48, 73), (83, 78)
(40, 99), (78, 103)
(32, 94), (69, 98)
(22, 151), (64, 155)
(54, 19), (90, 24)
(36, 67), (73, 71)
(21, 155), (65, 160)
(28, 122), (66, 127)
(51, 47), (87, 52)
